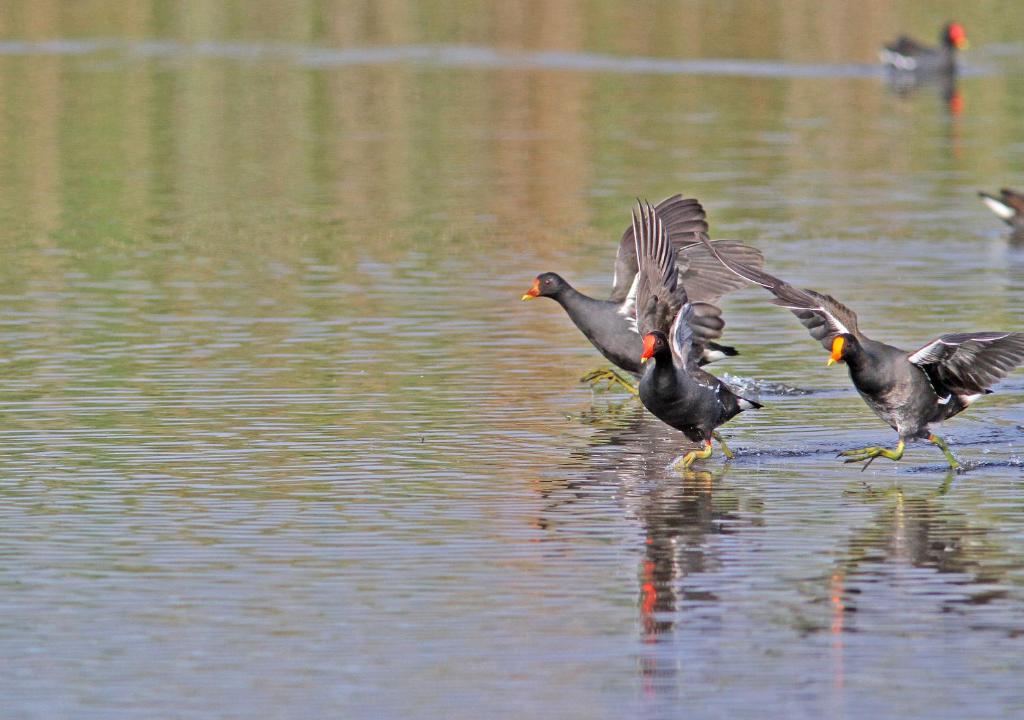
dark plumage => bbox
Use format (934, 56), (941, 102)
(880, 22), (967, 75)
(633, 202), (761, 469)
(698, 236), (1024, 471)
(978, 188), (1024, 228)
(522, 195), (763, 391)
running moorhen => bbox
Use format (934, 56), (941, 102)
(633, 201), (761, 469)
(699, 236), (1024, 471)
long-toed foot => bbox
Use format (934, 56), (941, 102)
(579, 367), (638, 395)
(928, 434), (962, 472)
(712, 431), (735, 460)
(672, 439), (714, 469)
(838, 440), (905, 471)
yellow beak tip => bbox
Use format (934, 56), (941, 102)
(640, 356), (648, 364)
(521, 294), (533, 301)
(826, 358), (836, 367)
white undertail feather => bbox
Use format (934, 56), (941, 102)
(879, 49), (917, 71)
(981, 195), (1015, 221)
(960, 392), (984, 407)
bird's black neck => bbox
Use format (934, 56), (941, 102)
(551, 283), (607, 329)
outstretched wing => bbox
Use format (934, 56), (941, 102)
(696, 233), (860, 351)
(634, 202), (726, 367)
(675, 302), (726, 365)
(908, 332), (1024, 394)
(611, 194), (708, 303)
(675, 239), (765, 304)
(633, 200), (684, 338)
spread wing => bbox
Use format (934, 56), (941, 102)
(611, 194), (708, 303)
(676, 302), (726, 365)
(696, 233), (860, 351)
(633, 200), (685, 338)
(634, 201), (725, 367)
(675, 239), (765, 304)
(908, 332), (1024, 395)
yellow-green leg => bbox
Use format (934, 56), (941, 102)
(928, 434), (961, 472)
(712, 431), (735, 460)
(579, 367), (638, 395)
(673, 439), (714, 469)
(838, 439), (905, 471)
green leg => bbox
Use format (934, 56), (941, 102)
(838, 439), (905, 471)
(928, 434), (961, 472)
(672, 439), (714, 470)
(712, 431), (735, 460)
(579, 367), (638, 395)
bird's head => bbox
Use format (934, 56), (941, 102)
(521, 272), (565, 301)
(827, 333), (860, 366)
(641, 331), (670, 363)
(944, 22), (968, 50)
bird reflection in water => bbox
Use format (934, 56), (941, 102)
(829, 475), (1012, 631)
(633, 466), (762, 692)
(883, 64), (963, 117)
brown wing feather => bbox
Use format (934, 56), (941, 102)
(908, 332), (1024, 394)
(633, 200), (686, 338)
(695, 233), (860, 350)
(675, 240), (765, 303)
(611, 195), (708, 302)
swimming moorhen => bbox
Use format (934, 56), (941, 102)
(633, 201), (761, 468)
(698, 236), (1024, 471)
(522, 195), (763, 394)
(880, 22), (967, 75)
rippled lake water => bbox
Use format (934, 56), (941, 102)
(2, 3), (1024, 718)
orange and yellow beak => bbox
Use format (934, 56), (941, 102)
(827, 336), (845, 366)
(640, 333), (657, 363)
(521, 278), (540, 301)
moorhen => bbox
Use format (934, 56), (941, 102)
(880, 22), (967, 75)
(699, 236), (1024, 471)
(633, 201), (761, 468)
(523, 195), (763, 393)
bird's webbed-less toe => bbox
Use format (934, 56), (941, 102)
(838, 440), (906, 470)
(579, 367), (638, 395)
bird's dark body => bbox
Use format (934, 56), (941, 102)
(639, 351), (755, 443)
(846, 338), (970, 440)
(550, 287), (644, 373)
(880, 23), (965, 75)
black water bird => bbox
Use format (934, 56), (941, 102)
(880, 22), (968, 75)
(978, 187), (1024, 229)
(633, 202), (761, 468)
(522, 195), (763, 393)
(698, 236), (1024, 471)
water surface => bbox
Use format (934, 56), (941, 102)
(1, 3), (1024, 718)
